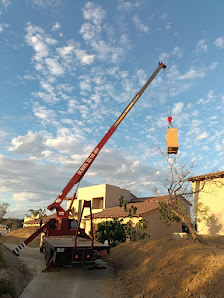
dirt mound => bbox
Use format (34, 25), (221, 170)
(0, 243), (32, 297)
(106, 238), (224, 298)
(1, 227), (40, 248)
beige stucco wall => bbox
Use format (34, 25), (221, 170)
(67, 184), (132, 229)
(84, 209), (183, 239)
(23, 223), (39, 227)
(144, 209), (182, 239)
(87, 216), (140, 237)
(105, 184), (131, 209)
(24, 215), (40, 223)
(192, 178), (224, 235)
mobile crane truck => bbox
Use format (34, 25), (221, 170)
(12, 62), (167, 271)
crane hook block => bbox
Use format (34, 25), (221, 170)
(166, 127), (178, 155)
(168, 116), (172, 124)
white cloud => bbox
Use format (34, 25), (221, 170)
(79, 3), (127, 63)
(209, 62), (218, 71)
(32, 102), (57, 124)
(0, 24), (4, 33)
(0, 130), (7, 144)
(79, 22), (100, 42)
(116, 163), (127, 174)
(165, 22), (171, 30)
(117, 0), (142, 11)
(45, 57), (64, 76)
(197, 132), (209, 140)
(45, 128), (85, 155)
(32, 0), (61, 8)
(215, 144), (222, 152)
(161, 13), (168, 20)
(214, 37), (224, 48)
(179, 68), (205, 80)
(195, 38), (208, 53)
(8, 130), (46, 155)
(75, 49), (95, 65)
(159, 52), (170, 62)
(52, 22), (61, 31)
(68, 99), (78, 114)
(12, 192), (40, 202)
(172, 47), (183, 59)
(25, 23), (49, 61)
(133, 15), (149, 33)
(1, 0), (11, 9)
(57, 45), (74, 57)
(172, 102), (184, 115)
(82, 2), (106, 25)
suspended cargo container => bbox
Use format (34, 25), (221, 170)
(166, 128), (178, 154)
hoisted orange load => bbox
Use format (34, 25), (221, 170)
(166, 117), (178, 154)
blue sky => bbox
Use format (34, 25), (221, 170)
(0, 0), (224, 219)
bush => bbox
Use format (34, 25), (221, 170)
(95, 218), (126, 246)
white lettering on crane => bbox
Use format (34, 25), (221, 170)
(56, 198), (62, 203)
(94, 148), (99, 154)
(77, 147), (100, 175)
(90, 153), (95, 158)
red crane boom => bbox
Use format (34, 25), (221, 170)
(12, 62), (166, 258)
(47, 62), (166, 213)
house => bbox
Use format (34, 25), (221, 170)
(23, 214), (56, 227)
(66, 184), (135, 227)
(88, 195), (191, 239)
(67, 183), (191, 239)
(187, 171), (224, 236)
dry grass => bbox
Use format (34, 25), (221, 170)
(106, 237), (224, 298)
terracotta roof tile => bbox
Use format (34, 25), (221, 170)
(91, 201), (162, 219)
(89, 195), (191, 219)
(187, 171), (224, 182)
(131, 195), (191, 206)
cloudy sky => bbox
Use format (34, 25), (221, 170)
(1, 0), (224, 219)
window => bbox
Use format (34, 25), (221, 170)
(92, 197), (104, 209)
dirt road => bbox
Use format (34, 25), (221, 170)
(4, 243), (115, 298)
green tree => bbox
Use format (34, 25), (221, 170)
(157, 201), (181, 227)
(137, 218), (149, 240)
(95, 217), (126, 246)
(26, 208), (47, 219)
(119, 196), (148, 241)
(0, 203), (9, 223)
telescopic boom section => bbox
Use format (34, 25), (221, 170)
(47, 62), (166, 211)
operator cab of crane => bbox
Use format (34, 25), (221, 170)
(166, 117), (178, 155)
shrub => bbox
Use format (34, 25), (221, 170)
(95, 218), (126, 246)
